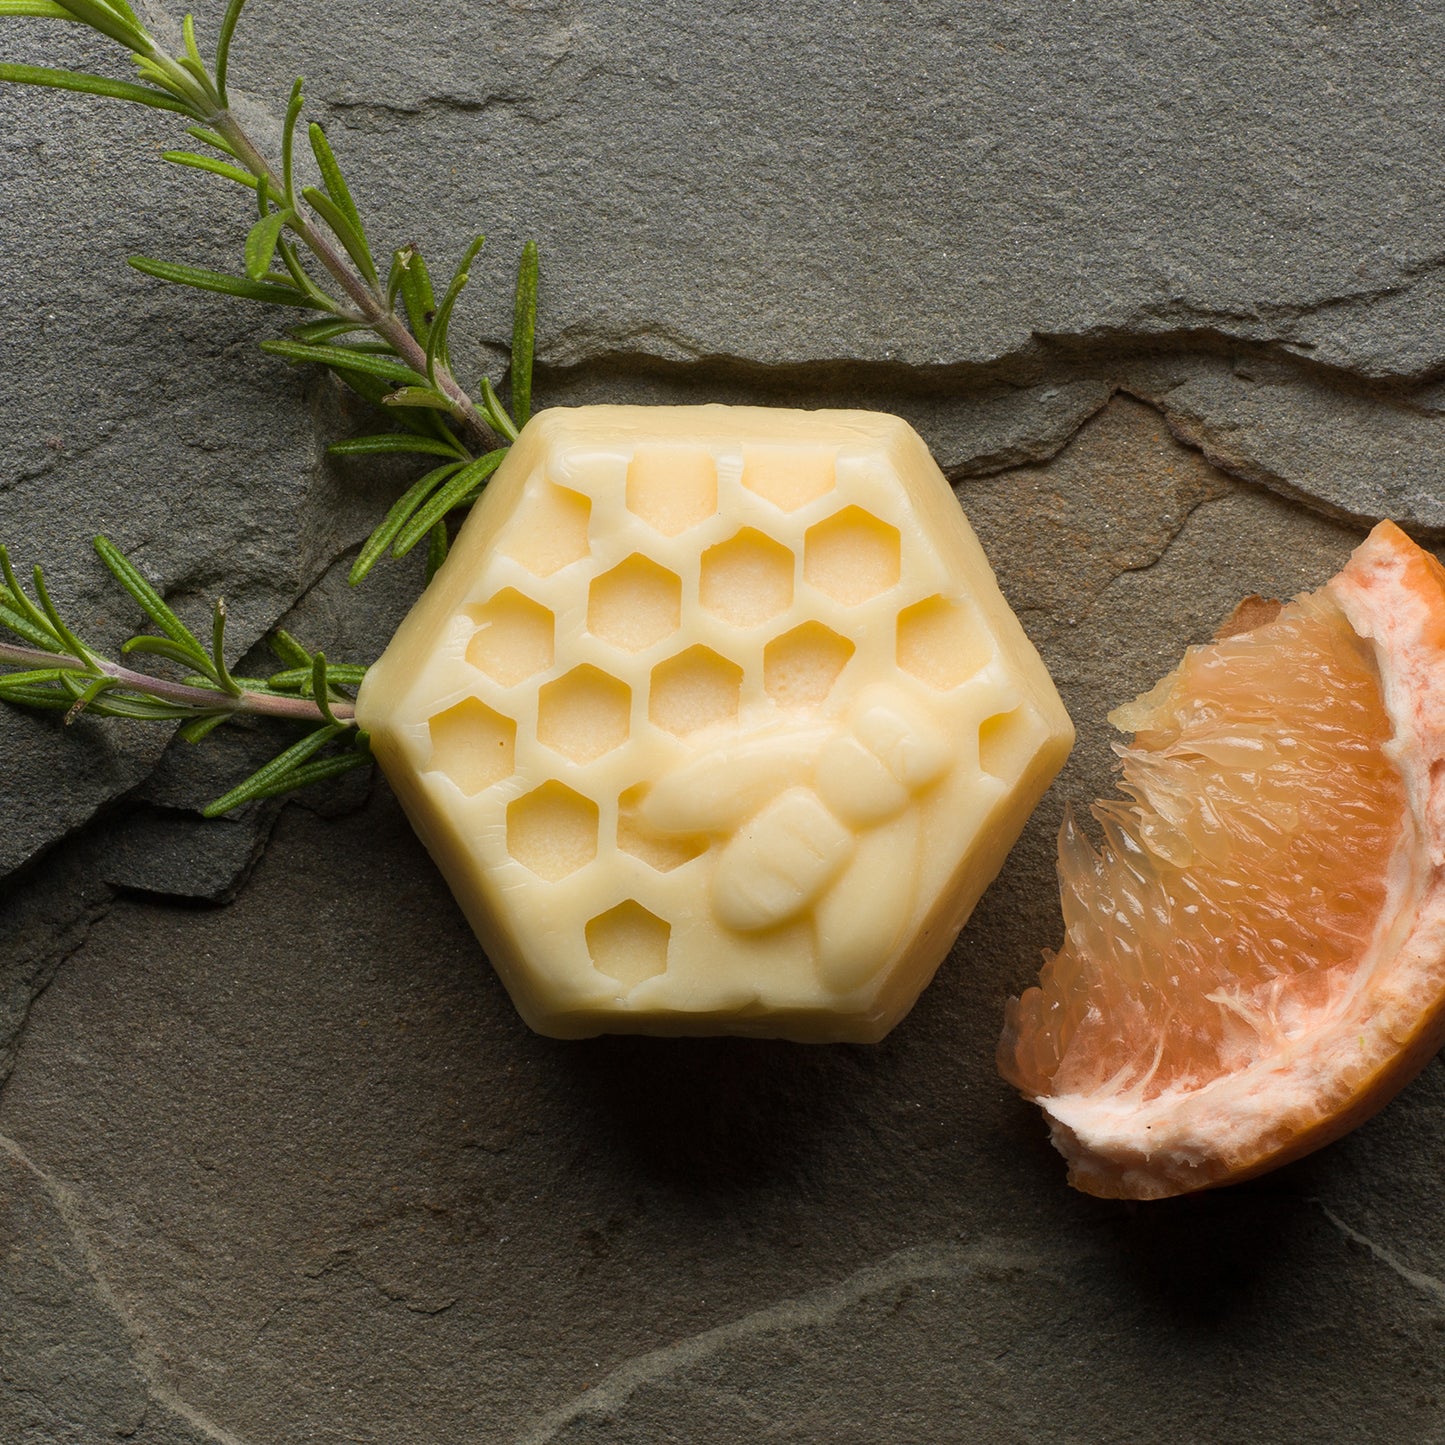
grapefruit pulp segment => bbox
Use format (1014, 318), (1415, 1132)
(1000, 521), (1445, 1199)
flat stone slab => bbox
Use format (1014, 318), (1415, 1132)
(2, 1), (1445, 1440)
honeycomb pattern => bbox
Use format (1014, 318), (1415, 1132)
(428, 697), (515, 795)
(357, 407), (1072, 1041)
(588, 555), (681, 651)
(627, 445), (718, 536)
(537, 666), (630, 762)
(586, 901), (671, 988)
(764, 623), (854, 708)
(700, 529), (794, 626)
(507, 783), (598, 881)
(804, 506), (901, 605)
(465, 589), (554, 685)
(897, 595), (990, 690)
(650, 646), (743, 735)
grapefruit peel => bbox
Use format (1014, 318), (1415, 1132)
(1003, 522), (1445, 1200)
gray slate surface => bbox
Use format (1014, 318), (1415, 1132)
(2, 0), (1445, 1440)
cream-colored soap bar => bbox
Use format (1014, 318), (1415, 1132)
(356, 406), (1072, 1041)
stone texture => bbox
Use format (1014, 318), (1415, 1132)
(3, 0), (1445, 1439)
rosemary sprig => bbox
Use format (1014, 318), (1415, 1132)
(1, 0), (541, 580)
(0, 538), (371, 815)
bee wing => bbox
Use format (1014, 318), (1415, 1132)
(641, 725), (829, 835)
(812, 811), (920, 994)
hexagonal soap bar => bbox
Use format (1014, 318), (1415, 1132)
(355, 406), (1072, 1041)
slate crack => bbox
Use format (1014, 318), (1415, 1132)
(516, 1241), (1031, 1445)
(1314, 1201), (1445, 1307)
(325, 91), (532, 118)
(0, 1131), (261, 1445)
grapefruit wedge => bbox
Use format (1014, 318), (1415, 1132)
(1000, 521), (1445, 1199)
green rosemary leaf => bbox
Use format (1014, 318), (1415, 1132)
(396, 245), (436, 345)
(93, 535), (217, 676)
(0, 548), (60, 644)
(392, 449), (507, 557)
(310, 652), (343, 725)
(479, 375), (519, 442)
(244, 206), (295, 282)
(72, 689), (205, 722)
(185, 124), (236, 158)
(177, 711), (231, 743)
(348, 461), (463, 583)
(207, 747), (371, 816)
(30, 565), (92, 663)
(281, 76), (304, 207)
(214, 0), (248, 104)
(0, 676), (72, 709)
(425, 520), (449, 582)
(130, 53), (192, 102)
(0, 2), (76, 17)
(301, 185), (378, 290)
(211, 599), (241, 696)
(175, 59), (214, 103)
(511, 240), (538, 428)
(327, 433), (464, 459)
(385, 249), (407, 311)
(0, 666), (73, 689)
(267, 627), (313, 670)
(120, 634), (218, 675)
(275, 238), (339, 311)
(64, 672), (118, 723)
(323, 340), (396, 355)
(182, 11), (204, 68)
(46, 0), (146, 49)
(259, 339), (426, 384)
(380, 385), (454, 410)
(129, 255), (323, 308)
(290, 318), (370, 344)
(426, 234), (485, 382)
(202, 720), (348, 816)
(307, 123), (376, 278)
(0, 598), (60, 652)
(162, 150), (260, 189)
(265, 662), (367, 690)
(323, 366), (394, 408)
(0, 63), (191, 114)
(91, 539), (185, 633)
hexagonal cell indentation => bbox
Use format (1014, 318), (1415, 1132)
(979, 706), (1035, 783)
(626, 445), (718, 536)
(649, 646), (743, 736)
(506, 782), (599, 881)
(617, 784), (708, 872)
(536, 665), (631, 763)
(741, 447), (836, 512)
(764, 623), (855, 709)
(464, 589), (554, 686)
(804, 506), (901, 605)
(699, 528), (795, 627)
(586, 900), (671, 989)
(427, 697), (516, 796)
(896, 595), (992, 690)
(501, 481), (591, 576)
(588, 554), (682, 652)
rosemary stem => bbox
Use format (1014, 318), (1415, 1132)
(0, 641), (355, 723)
(207, 111), (496, 451)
